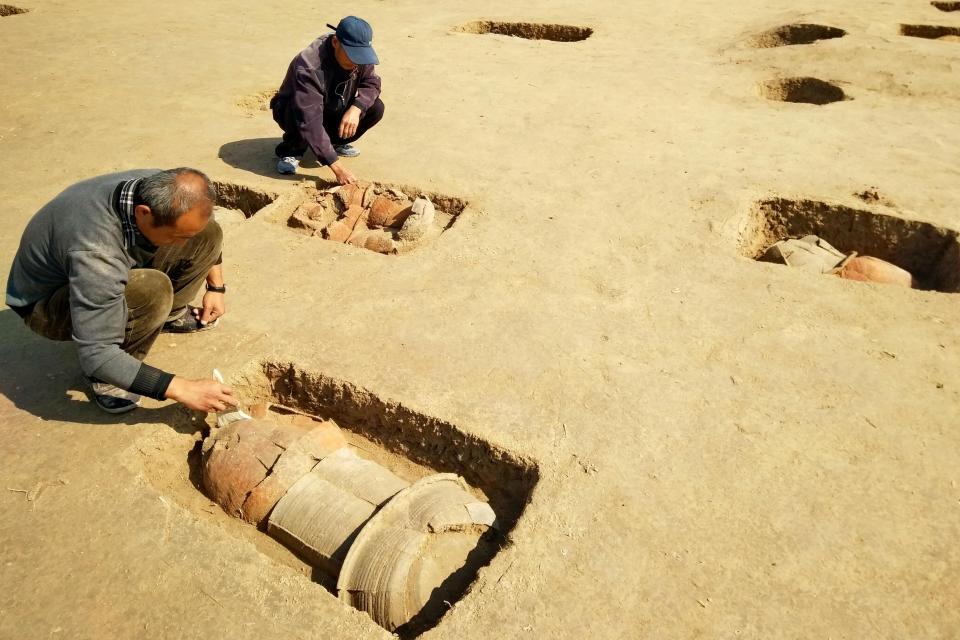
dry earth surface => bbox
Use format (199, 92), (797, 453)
(1, 0), (959, 638)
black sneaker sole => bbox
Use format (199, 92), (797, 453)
(94, 395), (141, 414)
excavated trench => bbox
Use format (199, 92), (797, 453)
(286, 181), (468, 255)
(932, 1), (960, 11)
(454, 21), (593, 42)
(739, 197), (960, 293)
(211, 180), (279, 225)
(146, 361), (538, 638)
(749, 23), (846, 48)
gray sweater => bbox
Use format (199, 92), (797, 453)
(6, 170), (171, 395)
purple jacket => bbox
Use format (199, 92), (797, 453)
(274, 34), (382, 165)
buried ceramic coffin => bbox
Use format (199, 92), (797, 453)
(201, 416), (348, 525)
(337, 474), (499, 631)
(266, 448), (409, 575)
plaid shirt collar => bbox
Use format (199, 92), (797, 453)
(117, 178), (141, 250)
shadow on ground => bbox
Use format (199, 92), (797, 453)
(218, 137), (329, 187)
(0, 309), (201, 431)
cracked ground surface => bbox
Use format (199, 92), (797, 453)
(1, 1), (959, 638)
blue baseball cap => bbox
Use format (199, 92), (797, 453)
(327, 16), (379, 65)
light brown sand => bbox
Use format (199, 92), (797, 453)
(1, 1), (959, 638)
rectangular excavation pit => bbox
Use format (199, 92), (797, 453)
(286, 181), (468, 255)
(211, 179), (280, 224)
(209, 360), (539, 637)
(739, 198), (960, 293)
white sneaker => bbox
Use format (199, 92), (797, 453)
(277, 156), (300, 174)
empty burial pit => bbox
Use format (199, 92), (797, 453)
(287, 181), (467, 255)
(932, 2), (960, 11)
(212, 180), (279, 225)
(0, 4), (28, 16)
(749, 23), (846, 48)
(900, 24), (960, 41)
(195, 360), (538, 637)
(454, 21), (592, 42)
(739, 198), (960, 293)
(759, 77), (847, 104)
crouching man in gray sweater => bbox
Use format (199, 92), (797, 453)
(5, 168), (237, 414)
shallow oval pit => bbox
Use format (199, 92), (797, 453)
(454, 20), (592, 42)
(749, 23), (846, 48)
(931, 2), (960, 12)
(0, 4), (28, 16)
(739, 197), (960, 293)
(759, 77), (847, 105)
(900, 24), (960, 41)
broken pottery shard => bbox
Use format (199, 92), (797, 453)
(325, 220), (353, 243)
(361, 183), (377, 208)
(368, 196), (412, 228)
(342, 204), (367, 227)
(837, 255), (915, 288)
(398, 198), (435, 243)
(267, 448), (409, 574)
(345, 226), (397, 253)
(335, 182), (368, 209)
(759, 235), (847, 274)
(363, 228), (397, 254)
(240, 419), (349, 526)
(337, 474), (499, 632)
(346, 227), (370, 248)
(201, 419), (310, 518)
(290, 201), (337, 233)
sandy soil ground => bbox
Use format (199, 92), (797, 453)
(1, 0), (959, 638)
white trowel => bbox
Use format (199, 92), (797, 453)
(212, 368), (251, 428)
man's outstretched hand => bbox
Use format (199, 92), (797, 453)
(330, 160), (357, 185)
(165, 377), (237, 413)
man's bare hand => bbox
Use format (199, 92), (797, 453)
(339, 105), (361, 139)
(194, 291), (226, 326)
(165, 377), (237, 413)
(330, 160), (357, 185)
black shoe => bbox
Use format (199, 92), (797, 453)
(94, 393), (140, 414)
(162, 306), (219, 334)
(87, 378), (141, 414)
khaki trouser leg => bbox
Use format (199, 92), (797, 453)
(23, 269), (175, 362)
(148, 220), (223, 320)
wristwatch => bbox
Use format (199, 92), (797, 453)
(206, 283), (227, 294)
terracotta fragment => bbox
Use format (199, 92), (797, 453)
(201, 419), (310, 518)
(241, 419), (349, 525)
(368, 196), (412, 228)
(837, 255), (915, 288)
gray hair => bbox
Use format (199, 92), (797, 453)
(136, 167), (216, 226)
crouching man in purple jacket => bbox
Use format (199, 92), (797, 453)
(271, 16), (385, 184)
